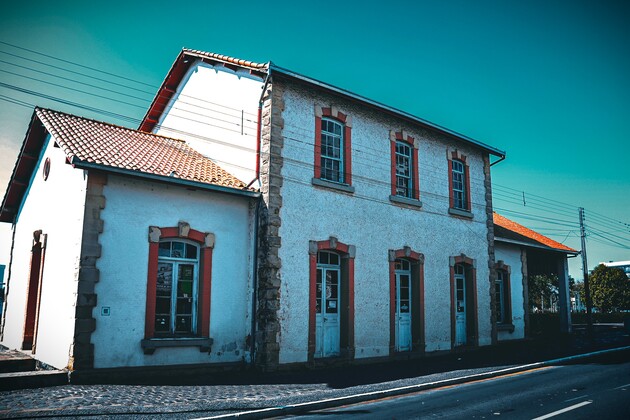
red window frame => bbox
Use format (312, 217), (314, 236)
(314, 106), (353, 185)
(495, 261), (512, 325)
(145, 225), (214, 339)
(449, 254), (478, 347)
(308, 237), (355, 361)
(448, 151), (471, 211)
(388, 247), (425, 354)
(390, 131), (420, 200)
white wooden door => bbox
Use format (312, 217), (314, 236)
(455, 272), (467, 346)
(395, 270), (412, 351)
(315, 266), (340, 358)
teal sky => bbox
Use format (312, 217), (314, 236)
(0, 0), (628, 278)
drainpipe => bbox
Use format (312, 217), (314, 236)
(249, 196), (261, 365)
(247, 70), (271, 364)
(247, 73), (272, 189)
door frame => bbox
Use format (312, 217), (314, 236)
(308, 237), (355, 362)
(450, 255), (478, 348)
(22, 230), (46, 352)
(388, 247), (425, 355)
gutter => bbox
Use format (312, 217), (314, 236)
(490, 155), (506, 167)
(268, 63), (506, 159)
(71, 159), (260, 199)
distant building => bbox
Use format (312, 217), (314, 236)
(601, 260), (630, 278)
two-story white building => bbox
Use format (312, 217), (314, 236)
(141, 49), (507, 370)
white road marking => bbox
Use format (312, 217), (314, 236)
(564, 394), (589, 403)
(613, 383), (630, 390)
(531, 400), (592, 420)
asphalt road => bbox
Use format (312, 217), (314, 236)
(290, 353), (630, 419)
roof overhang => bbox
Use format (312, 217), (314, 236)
(140, 49), (505, 159)
(71, 159), (260, 199)
(495, 236), (580, 256)
(0, 111), (48, 223)
(139, 50), (267, 132)
(268, 64), (506, 159)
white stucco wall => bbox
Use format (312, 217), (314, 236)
(154, 61), (263, 185)
(276, 83), (494, 364)
(93, 175), (255, 368)
(495, 242), (526, 340)
(1, 135), (88, 369)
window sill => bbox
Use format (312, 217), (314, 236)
(497, 323), (515, 333)
(141, 337), (213, 355)
(448, 208), (473, 219)
(389, 195), (422, 209)
(312, 178), (355, 194)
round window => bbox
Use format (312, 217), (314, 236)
(42, 157), (51, 181)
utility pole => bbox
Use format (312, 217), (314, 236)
(579, 207), (593, 339)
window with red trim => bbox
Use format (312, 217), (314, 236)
(390, 132), (420, 202)
(495, 268), (512, 326)
(142, 224), (214, 353)
(448, 152), (471, 214)
(314, 107), (353, 188)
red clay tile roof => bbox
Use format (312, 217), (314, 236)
(36, 108), (249, 190)
(493, 212), (578, 253)
(182, 49), (269, 70)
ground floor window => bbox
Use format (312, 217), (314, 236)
(142, 223), (214, 353)
(495, 263), (512, 327)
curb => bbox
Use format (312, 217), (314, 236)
(195, 345), (630, 419)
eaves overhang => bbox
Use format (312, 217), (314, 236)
(495, 236), (580, 256)
(0, 111), (47, 223)
(268, 64), (506, 159)
(70, 158), (261, 199)
(140, 49), (268, 133)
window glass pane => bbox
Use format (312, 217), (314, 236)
(155, 315), (170, 332)
(175, 315), (192, 333)
(316, 268), (322, 313)
(156, 263), (173, 295)
(178, 264), (194, 297)
(186, 244), (198, 259)
(158, 241), (171, 257)
(171, 241), (185, 258)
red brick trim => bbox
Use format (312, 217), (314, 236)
(314, 106), (353, 185)
(308, 237), (355, 361)
(388, 248), (424, 355)
(448, 151), (471, 211)
(145, 223), (214, 339)
(449, 255), (478, 348)
(390, 131), (420, 200)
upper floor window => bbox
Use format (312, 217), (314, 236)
(395, 141), (413, 198)
(320, 118), (345, 183)
(389, 131), (420, 205)
(313, 106), (353, 192)
(448, 151), (471, 215)
(451, 159), (467, 210)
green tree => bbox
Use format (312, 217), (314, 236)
(589, 264), (630, 313)
(528, 274), (558, 312)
